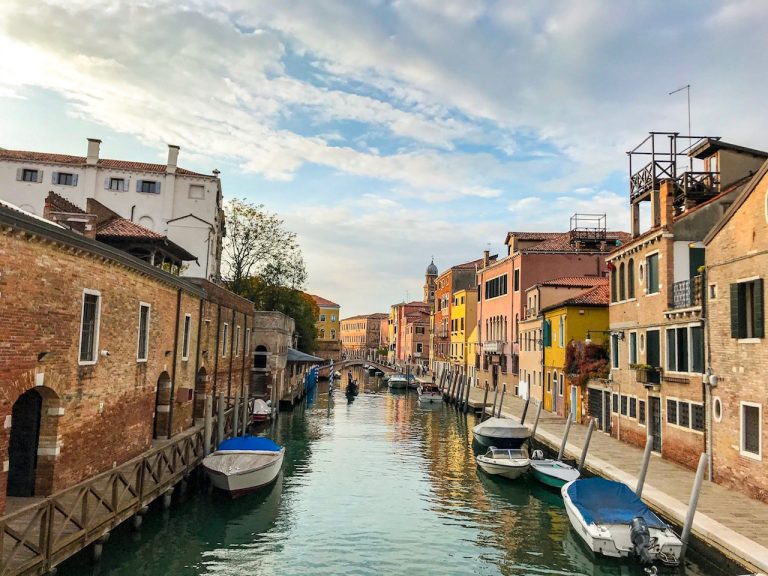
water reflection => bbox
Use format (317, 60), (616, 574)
(59, 364), (732, 576)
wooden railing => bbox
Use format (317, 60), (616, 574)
(0, 400), (238, 576)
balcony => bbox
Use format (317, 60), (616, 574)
(635, 366), (661, 386)
(670, 275), (703, 309)
(483, 340), (505, 354)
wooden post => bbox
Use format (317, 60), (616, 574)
(203, 395), (213, 456)
(481, 384), (489, 417)
(681, 453), (708, 560)
(557, 411), (574, 461)
(497, 383), (506, 417)
(216, 393), (225, 446)
(463, 375), (471, 413)
(233, 390), (240, 438)
(490, 386), (499, 420)
(456, 376), (465, 410)
(241, 388), (249, 436)
(520, 396), (531, 425)
(636, 435), (654, 497)
(531, 400), (543, 438)
(578, 419), (595, 471)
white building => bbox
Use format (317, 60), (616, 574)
(0, 138), (224, 279)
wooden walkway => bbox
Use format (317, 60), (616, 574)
(462, 386), (768, 575)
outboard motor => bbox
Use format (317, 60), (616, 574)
(531, 450), (544, 460)
(630, 516), (653, 564)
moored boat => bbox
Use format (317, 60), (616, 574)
(476, 446), (530, 479)
(203, 436), (285, 497)
(250, 399), (272, 423)
(417, 383), (443, 403)
(388, 374), (409, 389)
(472, 417), (530, 448)
(530, 450), (580, 489)
(562, 477), (682, 566)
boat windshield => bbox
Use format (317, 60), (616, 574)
(489, 448), (528, 460)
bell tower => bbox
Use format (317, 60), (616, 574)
(424, 258), (438, 307)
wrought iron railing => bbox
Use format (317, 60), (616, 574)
(670, 275), (703, 309)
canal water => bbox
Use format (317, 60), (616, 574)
(61, 366), (735, 575)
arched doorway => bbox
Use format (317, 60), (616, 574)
(254, 345), (268, 369)
(7, 389), (43, 497)
(153, 372), (172, 439)
(193, 367), (207, 421)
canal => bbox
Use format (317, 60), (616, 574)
(60, 366), (735, 575)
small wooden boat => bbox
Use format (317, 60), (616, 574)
(472, 417), (530, 448)
(346, 380), (359, 396)
(562, 477), (682, 566)
(388, 374), (409, 389)
(530, 450), (580, 489)
(203, 436), (284, 497)
(476, 446), (530, 479)
(250, 399), (272, 423)
(417, 384), (443, 403)
(406, 374), (419, 389)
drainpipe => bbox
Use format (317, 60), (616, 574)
(193, 298), (204, 414)
(166, 288), (182, 438)
(702, 269), (713, 481)
(213, 304), (221, 398)
(227, 308), (235, 397)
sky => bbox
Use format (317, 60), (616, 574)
(1, 0), (766, 317)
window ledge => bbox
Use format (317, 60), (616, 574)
(137, 358), (148, 364)
(78, 360), (98, 366)
(739, 450), (762, 461)
(737, 338), (762, 344)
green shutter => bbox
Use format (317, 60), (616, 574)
(730, 283), (742, 338)
(543, 320), (551, 347)
(755, 279), (764, 339)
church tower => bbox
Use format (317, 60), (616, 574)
(424, 258), (438, 307)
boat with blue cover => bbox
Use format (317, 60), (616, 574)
(202, 436), (285, 497)
(562, 477), (682, 566)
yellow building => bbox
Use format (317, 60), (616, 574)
(449, 289), (477, 376)
(310, 294), (341, 361)
(542, 284), (609, 419)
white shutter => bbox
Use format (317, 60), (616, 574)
(36, 170), (43, 183)
(136, 179), (143, 192)
(52, 172), (58, 184)
(16, 168), (22, 181)
(155, 181), (161, 193)
(104, 177), (110, 189)
(72, 174), (79, 186)
(123, 179), (129, 192)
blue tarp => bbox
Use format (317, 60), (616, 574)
(217, 436), (281, 452)
(566, 477), (667, 529)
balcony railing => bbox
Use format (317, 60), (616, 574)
(670, 275), (703, 309)
(483, 340), (505, 354)
(636, 366), (661, 385)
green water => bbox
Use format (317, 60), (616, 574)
(60, 366), (734, 576)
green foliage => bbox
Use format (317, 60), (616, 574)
(566, 341), (609, 387)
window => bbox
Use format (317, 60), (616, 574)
(21, 168), (40, 182)
(53, 172), (77, 186)
(547, 372), (551, 392)
(611, 333), (620, 368)
(639, 400), (646, 425)
(629, 332), (637, 365)
(461, 318), (464, 331)
(137, 180), (160, 194)
(646, 253), (659, 294)
(619, 262), (626, 301)
(667, 399), (678, 425)
(620, 395), (628, 416)
(320, 314), (326, 322)
(222, 323), (229, 357)
(709, 284), (717, 299)
(514, 269), (520, 291)
(235, 325), (241, 356)
(416, 326), (425, 334)
(678, 401), (690, 428)
(79, 290), (101, 364)
(331, 329), (336, 339)
(182, 314), (191, 360)
(331, 314), (336, 322)
(666, 325), (704, 373)
(628, 258), (635, 298)
(543, 319), (552, 347)
(416, 343), (423, 353)
(611, 266), (617, 302)
(730, 279), (764, 339)
(691, 404), (704, 431)
(137, 303), (150, 361)
(189, 184), (205, 199)
(741, 403), (761, 457)
(485, 274), (508, 299)
(106, 177), (127, 191)
(612, 393), (618, 413)
(559, 316), (564, 347)
(630, 397), (637, 418)
(559, 374), (564, 396)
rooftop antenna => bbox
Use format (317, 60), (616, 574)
(669, 84), (692, 170)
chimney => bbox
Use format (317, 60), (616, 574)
(86, 138), (101, 166)
(483, 250), (490, 268)
(167, 144), (180, 174)
(659, 179), (675, 232)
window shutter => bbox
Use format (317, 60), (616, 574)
(754, 278), (764, 339)
(543, 320), (551, 347)
(52, 171), (59, 184)
(155, 181), (161, 193)
(123, 179), (129, 192)
(136, 179), (143, 191)
(104, 177), (110, 189)
(16, 168), (22, 181)
(730, 283), (742, 338)
(72, 174), (79, 186)
(36, 170), (43, 183)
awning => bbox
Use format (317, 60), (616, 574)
(287, 348), (324, 363)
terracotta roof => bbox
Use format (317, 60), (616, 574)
(310, 294), (340, 308)
(47, 191), (85, 214)
(95, 218), (164, 239)
(511, 231), (631, 253)
(453, 256), (488, 270)
(0, 149), (213, 178)
(561, 284), (610, 306)
(540, 276), (608, 288)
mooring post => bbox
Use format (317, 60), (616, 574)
(496, 384), (506, 417)
(216, 392), (225, 446)
(520, 396), (531, 425)
(162, 487), (174, 510)
(557, 411), (574, 461)
(233, 389), (240, 437)
(578, 419), (595, 471)
(241, 389), (249, 436)
(463, 375), (472, 413)
(636, 435), (654, 497)
(680, 453), (708, 560)
(531, 400), (543, 438)
(132, 506), (149, 531)
(481, 384), (489, 418)
(457, 377), (465, 410)
(490, 385), (499, 420)
(91, 532), (110, 563)
(203, 395), (213, 456)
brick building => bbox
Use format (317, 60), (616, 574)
(604, 134), (766, 470)
(340, 313), (387, 360)
(0, 200), (253, 512)
(251, 311), (294, 406)
(705, 160), (768, 502)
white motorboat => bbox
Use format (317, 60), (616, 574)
(388, 374), (409, 389)
(203, 436), (285, 497)
(476, 446), (530, 479)
(562, 477), (682, 566)
(530, 450), (580, 489)
(472, 417), (530, 448)
(417, 383), (443, 403)
(250, 399), (272, 423)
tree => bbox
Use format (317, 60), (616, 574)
(222, 199), (305, 295)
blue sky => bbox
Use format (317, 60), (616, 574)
(1, 0), (767, 317)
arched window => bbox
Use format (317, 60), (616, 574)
(611, 266), (617, 302)
(619, 262), (626, 301)
(628, 258), (635, 298)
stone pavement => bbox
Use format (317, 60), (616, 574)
(464, 387), (768, 575)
